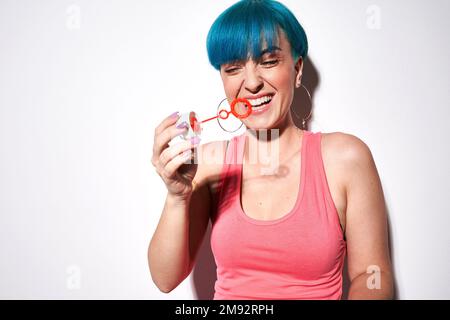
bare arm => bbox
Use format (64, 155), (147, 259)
(148, 115), (224, 292)
(148, 179), (211, 293)
(339, 134), (394, 299)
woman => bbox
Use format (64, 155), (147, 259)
(148, 0), (394, 300)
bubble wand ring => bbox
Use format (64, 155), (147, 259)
(230, 98), (252, 119)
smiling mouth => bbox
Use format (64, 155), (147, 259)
(247, 95), (274, 109)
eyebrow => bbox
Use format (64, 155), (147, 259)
(222, 46), (282, 68)
(260, 46), (282, 55)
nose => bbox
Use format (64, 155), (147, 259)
(243, 64), (264, 94)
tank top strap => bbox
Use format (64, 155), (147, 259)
(305, 131), (323, 178)
(213, 134), (246, 222)
(304, 131), (344, 236)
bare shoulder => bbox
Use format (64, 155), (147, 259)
(321, 131), (372, 159)
(321, 131), (377, 186)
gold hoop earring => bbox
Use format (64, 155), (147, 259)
(292, 83), (312, 130)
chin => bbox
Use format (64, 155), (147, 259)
(245, 114), (288, 131)
(244, 121), (277, 132)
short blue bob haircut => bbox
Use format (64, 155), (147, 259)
(206, 0), (308, 70)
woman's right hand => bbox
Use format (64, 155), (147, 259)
(151, 112), (201, 200)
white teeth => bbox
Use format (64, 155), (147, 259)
(248, 95), (273, 107)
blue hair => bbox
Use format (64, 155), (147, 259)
(206, 0), (308, 70)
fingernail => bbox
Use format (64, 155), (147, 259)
(170, 111), (180, 119)
(191, 136), (201, 145)
(176, 121), (188, 129)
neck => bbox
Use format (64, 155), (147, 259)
(244, 115), (304, 165)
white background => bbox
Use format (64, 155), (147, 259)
(0, 0), (449, 299)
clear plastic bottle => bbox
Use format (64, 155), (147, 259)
(175, 111), (202, 140)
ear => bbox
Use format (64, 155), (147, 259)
(294, 57), (304, 88)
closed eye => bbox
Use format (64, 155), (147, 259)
(261, 59), (279, 67)
(224, 66), (242, 74)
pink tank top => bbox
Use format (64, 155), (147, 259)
(210, 130), (347, 300)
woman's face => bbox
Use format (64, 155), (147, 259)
(220, 30), (303, 130)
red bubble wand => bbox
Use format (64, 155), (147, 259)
(200, 98), (253, 124)
(176, 98), (253, 140)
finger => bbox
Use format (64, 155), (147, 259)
(154, 112), (180, 137)
(163, 150), (194, 179)
(152, 112), (181, 164)
(160, 138), (200, 167)
(153, 121), (190, 157)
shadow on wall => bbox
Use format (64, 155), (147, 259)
(191, 222), (217, 300)
(190, 57), (398, 300)
(291, 57), (320, 131)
